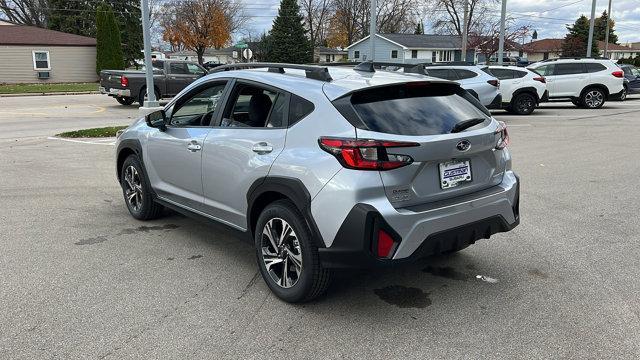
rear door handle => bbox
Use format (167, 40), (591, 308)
(187, 140), (202, 152)
(252, 142), (273, 154)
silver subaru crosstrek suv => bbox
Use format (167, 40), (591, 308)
(115, 63), (520, 302)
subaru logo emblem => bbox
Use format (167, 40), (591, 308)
(456, 140), (471, 152)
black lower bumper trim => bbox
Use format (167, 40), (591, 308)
(486, 94), (503, 109)
(608, 89), (625, 101)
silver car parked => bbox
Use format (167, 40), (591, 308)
(115, 63), (520, 302)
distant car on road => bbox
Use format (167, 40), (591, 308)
(99, 60), (208, 106)
(620, 64), (640, 100)
(483, 65), (548, 115)
(423, 65), (502, 109)
(527, 58), (624, 108)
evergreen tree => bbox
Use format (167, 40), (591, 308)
(265, 0), (311, 63)
(110, 0), (143, 67)
(48, 0), (95, 37)
(96, 3), (124, 74)
(562, 15), (599, 57)
(414, 22), (424, 35)
(594, 11), (618, 44)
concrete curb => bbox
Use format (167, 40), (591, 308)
(0, 91), (100, 97)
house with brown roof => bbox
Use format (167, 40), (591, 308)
(523, 39), (564, 62)
(598, 41), (640, 61)
(0, 23), (97, 84)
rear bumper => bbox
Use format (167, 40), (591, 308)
(318, 172), (520, 268)
(100, 86), (131, 97)
(486, 94), (503, 109)
(608, 89), (625, 101)
(540, 90), (549, 102)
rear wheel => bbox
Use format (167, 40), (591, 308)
(255, 200), (331, 303)
(120, 155), (164, 220)
(510, 92), (536, 115)
(580, 87), (606, 109)
(116, 96), (135, 106)
(138, 87), (161, 106)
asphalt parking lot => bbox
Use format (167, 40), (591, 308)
(1, 94), (639, 359)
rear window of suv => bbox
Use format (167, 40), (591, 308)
(585, 63), (606, 73)
(335, 82), (491, 136)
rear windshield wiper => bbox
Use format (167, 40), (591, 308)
(450, 118), (486, 133)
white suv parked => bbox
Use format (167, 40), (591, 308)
(422, 65), (502, 109)
(527, 58), (624, 108)
(483, 66), (548, 115)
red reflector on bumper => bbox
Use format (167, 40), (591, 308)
(377, 229), (395, 258)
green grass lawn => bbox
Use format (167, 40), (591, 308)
(57, 126), (128, 138)
(0, 82), (98, 94)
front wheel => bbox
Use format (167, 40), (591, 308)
(580, 88), (606, 109)
(255, 200), (331, 303)
(120, 155), (164, 220)
(510, 92), (536, 115)
(116, 96), (135, 106)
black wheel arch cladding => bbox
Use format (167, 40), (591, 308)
(247, 176), (326, 248)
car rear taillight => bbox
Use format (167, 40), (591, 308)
(494, 121), (509, 150)
(487, 79), (500, 88)
(611, 70), (624, 78)
(377, 229), (395, 258)
(318, 137), (418, 170)
(121, 76), (129, 87)
(533, 76), (546, 83)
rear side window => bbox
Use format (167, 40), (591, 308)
(586, 63), (606, 73)
(455, 69), (478, 80)
(341, 83), (491, 136)
(489, 68), (514, 80)
(514, 70), (528, 78)
(288, 94), (314, 126)
(532, 65), (553, 76)
(425, 68), (458, 80)
(554, 63), (585, 75)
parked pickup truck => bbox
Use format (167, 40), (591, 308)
(99, 60), (208, 105)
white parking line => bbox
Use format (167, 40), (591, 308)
(47, 136), (115, 146)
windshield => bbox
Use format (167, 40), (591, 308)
(339, 82), (491, 136)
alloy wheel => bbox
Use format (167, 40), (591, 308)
(620, 88), (627, 101)
(123, 165), (143, 212)
(584, 90), (604, 108)
(260, 218), (303, 288)
(516, 95), (534, 114)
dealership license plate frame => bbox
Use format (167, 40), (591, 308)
(439, 159), (472, 189)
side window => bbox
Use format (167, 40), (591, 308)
(585, 63), (606, 73)
(490, 68), (514, 80)
(32, 51), (50, 70)
(554, 63), (585, 75)
(170, 63), (189, 74)
(221, 84), (285, 128)
(354, 50), (360, 59)
(533, 65), (553, 76)
(288, 95), (314, 126)
(455, 69), (479, 80)
(513, 70), (528, 78)
(170, 82), (227, 127)
(411, 50), (418, 59)
(391, 50), (398, 59)
(187, 63), (205, 76)
(426, 68), (457, 80)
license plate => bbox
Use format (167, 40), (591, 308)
(439, 160), (472, 189)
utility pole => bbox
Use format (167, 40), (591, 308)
(141, 0), (158, 108)
(603, 0), (613, 58)
(461, 0), (469, 62)
(369, 0), (377, 61)
(587, 0), (597, 58)
(498, 0), (507, 65)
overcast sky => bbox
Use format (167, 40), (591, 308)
(239, 0), (640, 44)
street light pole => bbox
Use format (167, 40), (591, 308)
(498, 0), (507, 65)
(369, 0), (377, 61)
(587, 0), (597, 57)
(141, 0), (158, 107)
(603, 0), (613, 58)
(461, 0), (468, 62)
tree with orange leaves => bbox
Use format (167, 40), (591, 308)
(161, 0), (246, 64)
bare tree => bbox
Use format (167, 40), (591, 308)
(469, 22), (531, 60)
(429, 0), (496, 36)
(0, 0), (48, 27)
(300, 0), (333, 46)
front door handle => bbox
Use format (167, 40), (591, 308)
(187, 140), (202, 152)
(252, 142), (273, 154)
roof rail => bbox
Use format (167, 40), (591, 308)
(539, 57), (610, 62)
(423, 61), (476, 67)
(324, 61), (428, 75)
(210, 62), (333, 82)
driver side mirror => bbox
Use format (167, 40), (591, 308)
(145, 109), (167, 131)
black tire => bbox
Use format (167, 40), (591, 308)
(116, 96), (135, 106)
(580, 87), (606, 109)
(510, 92), (537, 115)
(620, 85), (628, 101)
(120, 155), (164, 220)
(138, 87), (161, 106)
(255, 199), (331, 303)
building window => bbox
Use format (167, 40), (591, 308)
(326, 55), (331, 62)
(391, 50), (398, 59)
(431, 52), (436, 63)
(411, 50), (418, 59)
(354, 50), (360, 59)
(436, 50), (452, 62)
(32, 51), (50, 70)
